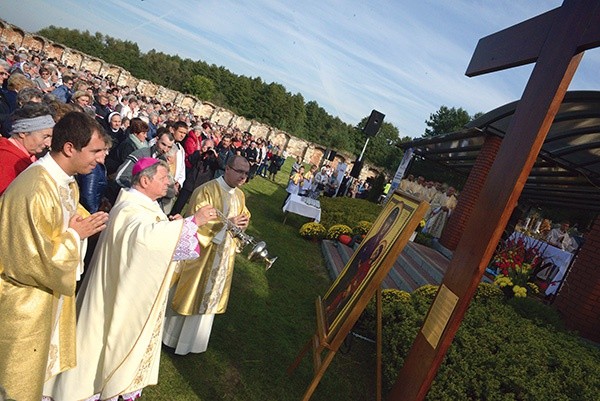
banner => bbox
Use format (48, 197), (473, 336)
(385, 147), (414, 201)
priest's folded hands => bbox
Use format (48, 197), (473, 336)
(69, 211), (109, 239)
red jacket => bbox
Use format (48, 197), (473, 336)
(0, 137), (33, 195)
(183, 132), (202, 168)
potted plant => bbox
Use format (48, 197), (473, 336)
(299, 222), (326, 241)
(326, 224), (353, 240)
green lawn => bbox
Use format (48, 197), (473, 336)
(145, 159), (376, 400)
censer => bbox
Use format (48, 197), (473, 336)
(215, 209), (277, 270)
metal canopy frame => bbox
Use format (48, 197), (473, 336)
(399, 91), (600, 211)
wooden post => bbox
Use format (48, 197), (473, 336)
(387, 1), (600, 400)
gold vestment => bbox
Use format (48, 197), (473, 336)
(0, 165), (81, 401)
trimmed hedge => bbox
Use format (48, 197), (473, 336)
(319, 196), (382, 230)
(357, 286), (600, 400)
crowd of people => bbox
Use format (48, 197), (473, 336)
(0, 42), (277, 401)
(282, 157), (372, 205)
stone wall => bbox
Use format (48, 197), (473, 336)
(0, 19), (382, 180)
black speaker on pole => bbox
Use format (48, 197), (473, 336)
(350, 160), (363, 178)
(363, 109), (385, 137)
(326, 150), (337, 161)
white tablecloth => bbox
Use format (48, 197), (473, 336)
(282, 194), (321, 222)
(510, 232), (574, 295)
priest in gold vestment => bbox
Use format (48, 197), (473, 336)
(0, 112), (109, 401)
(44, 158), (216, 400)
(163, 155), (250, 355)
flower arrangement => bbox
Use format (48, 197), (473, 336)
(326, 224), (353, 240)
(352, 220), (373, 236)
(299, 222), (326, 240)
(491, 236), (542, 298)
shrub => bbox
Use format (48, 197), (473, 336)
(414, 231), (433, 247)
(319, 196), (382, 229)
(353, 220), (373, 236)
(357, 282), (600, 399)
(298, 222), (326, 240)
(326, 224), (353, 240)
(474, 282), (504, 302)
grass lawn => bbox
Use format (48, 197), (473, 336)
(144, 159), (377, 400)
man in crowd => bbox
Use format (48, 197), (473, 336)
(163, 155), (250, 355)
(114, 129), (175, 188)
(546, 221), (576, 252)
(0, 112), (109, 401)
(0, 59), (15, 136)
(51, 74), (74, 103)
(214, 134), (235, 178)
(170, 138), (219, 216)
(170, 122), (188, 182)
(243, 140), (259, 180)
(44, 158), (217, 401)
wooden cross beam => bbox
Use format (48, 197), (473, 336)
(387, 1), (600, 400)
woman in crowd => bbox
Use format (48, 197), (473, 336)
(104, 111), (125, 146)
(0, 102), (55, 194)
(33, 67), (55, 94)
(267, 149), (285, 181)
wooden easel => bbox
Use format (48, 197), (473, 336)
(288, 192), (428, 400)
(287, 289), (385, 401)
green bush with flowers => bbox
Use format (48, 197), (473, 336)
(491, 236), (543, 298)
(298, 222), (326, 240)
(326, 224), (353, 240)
(355, 284), (600, 398)
(352, 220), (373, 236)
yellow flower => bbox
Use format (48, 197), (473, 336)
(513, 285), (527, 298)
(494, 275), (513, 288)
(526, 282), (540, 294)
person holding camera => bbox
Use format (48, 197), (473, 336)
(170, 139), (219, 215)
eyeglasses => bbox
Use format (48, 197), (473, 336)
(229, 167), (249, 176)
(0, 71), (9, 77)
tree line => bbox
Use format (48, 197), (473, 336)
(38, 26), (479, 172)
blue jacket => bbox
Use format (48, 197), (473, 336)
(77, 164), (107, 213)
(51, 84), (73, 103)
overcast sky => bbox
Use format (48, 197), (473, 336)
(1, 0), (598, 138)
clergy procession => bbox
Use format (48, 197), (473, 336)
(0, 43), (256, 401)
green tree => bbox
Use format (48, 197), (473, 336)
(36, 25), (417, 165)
(183, 75), (216, 101)
(423, 105), (471, 137)
(103, 37), (144, 77)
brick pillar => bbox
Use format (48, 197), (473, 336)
(554, 215), (600, 343)
(439, 135), (502, 250)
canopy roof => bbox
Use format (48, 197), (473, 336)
(399, 91), (600, 211)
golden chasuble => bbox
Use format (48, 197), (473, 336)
(171, 177), (249, 316)
(0, 158), (81, 401)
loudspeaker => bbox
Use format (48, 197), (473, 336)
(326, 150), (337, 161)
(363, 109), (385, 137)
(350, 160), (363, 178)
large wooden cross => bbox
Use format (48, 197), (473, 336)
(388, 1), (600, 400)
